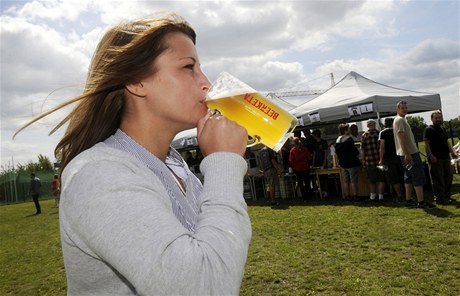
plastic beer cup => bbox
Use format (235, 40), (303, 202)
(206, 72), (298, 152)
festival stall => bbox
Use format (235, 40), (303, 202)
(290, 71), (442, 127)
(290, 71), (442, 198)
(172, 71), (443, 200)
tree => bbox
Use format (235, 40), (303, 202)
(4, 154), (54, 176)
(37, 154), (53, 171)
(444, 117), (459, 131)
(24, 161), (41, 173)
(444, 117), (460, 141)
(406, 115), (427, 142)
(406, 115), (427, 130)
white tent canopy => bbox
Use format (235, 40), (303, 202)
(290, 71), (442, 127)
(171, 128), (198, 150)
(172, 71), (442, 149)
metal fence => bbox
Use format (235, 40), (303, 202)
(0, 170), (55, 204)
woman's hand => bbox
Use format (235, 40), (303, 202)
(197, 113), (247, 157)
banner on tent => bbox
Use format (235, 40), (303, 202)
(348, 102), (373, 117)
(180, 137), (198, 147)
(308, 112), (321, 123)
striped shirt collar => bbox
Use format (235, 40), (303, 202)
(104, 129), (202, 232)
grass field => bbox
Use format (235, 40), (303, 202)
(1, 176), (459, 295)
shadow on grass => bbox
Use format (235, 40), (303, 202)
(24, 209), (59, 217)
(246, 193), (460, 217)
(420, 206), (458, 217)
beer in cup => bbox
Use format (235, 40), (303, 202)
(206, 72), (298, 152)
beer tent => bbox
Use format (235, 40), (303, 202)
(171, 128), (198, 150)
(290, 71), (442, 127)
(172, 71), (442, 149)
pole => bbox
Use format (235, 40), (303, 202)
(8, 161), (13, 203)
(448, 120), (455, 147)
(2, 171), (7, 202)
(12, 156), (18, 202)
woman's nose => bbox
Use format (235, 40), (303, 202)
(202, 74), (212, 92)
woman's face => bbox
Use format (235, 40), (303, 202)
(134, 32), (211, 132)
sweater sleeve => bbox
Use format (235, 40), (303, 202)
(60, 148), (251, 296)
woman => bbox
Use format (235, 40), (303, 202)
(289, 137), (312, 201)
(51, 174), (60, 207)
(16, 14), (251, 295)
(335, 123), (361, 201)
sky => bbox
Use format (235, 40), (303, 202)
(1, 0), (459, 168)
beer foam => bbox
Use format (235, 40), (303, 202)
(207, 88), (255, 100)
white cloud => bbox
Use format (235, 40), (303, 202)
(1, 16), (88, 129)
(11, 0), (90, 21)
(1, 0), (459, 167)
(312, 37), (460, 121)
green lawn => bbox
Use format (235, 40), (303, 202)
(1, 176), (460, 296)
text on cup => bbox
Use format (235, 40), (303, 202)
(244, 93), (279, 120)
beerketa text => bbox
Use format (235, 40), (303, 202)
(243, 93), (279, 120)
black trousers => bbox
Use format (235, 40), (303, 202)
(32, 194), (41, 213)
(294, 170), (312, 199)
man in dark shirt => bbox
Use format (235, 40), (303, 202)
(258, 146), (282, 205)
(303, 129), (317, 165)
(423, 111), (458, 204)
(312, 129), (328, 168)
(379, 117), (404, 201)
(335, 123), (361, 201)
(312, 129), (328, 196)
(29, 173), (42, 214)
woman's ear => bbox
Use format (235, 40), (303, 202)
(125, 81), (147, 97)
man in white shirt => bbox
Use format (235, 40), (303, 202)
(393, 101), (435, 209)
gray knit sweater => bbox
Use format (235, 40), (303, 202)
(59, 143), (252, 295)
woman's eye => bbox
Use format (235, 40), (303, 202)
(185, 64), (194, 70)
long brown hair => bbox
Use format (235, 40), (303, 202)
(14, 13), (196, 170)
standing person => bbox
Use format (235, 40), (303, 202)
(258, 145), (282, 205)
(379, 117), (404, 202)
(312, 129), (328, 169)
(335, 124), (361, 201)
(15, 14), (251, 295)
(393, 101), (435, 209)
(293, 130), (306, 144)
(330, 142), (338, 168)
(312, 129), (328, 196)
(289, 137), (312, 201)
(423, 111), (458, 204)
(350, 124), (360, 142)
(51, 174), (61, 207)
(29, 173), (42, 214)
(303, 129), (317, 166)
(361, 119), (385, 201)
(280, 137), (294, 173)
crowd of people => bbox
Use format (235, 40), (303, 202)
(181, 102), (459, 209)
(181, 102), (458, 210)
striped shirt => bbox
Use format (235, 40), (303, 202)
(104, 129), (202, 232)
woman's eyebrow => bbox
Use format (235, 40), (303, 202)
(179, 56), (197, 62)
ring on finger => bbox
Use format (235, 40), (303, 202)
(209, 109), (222, 117)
